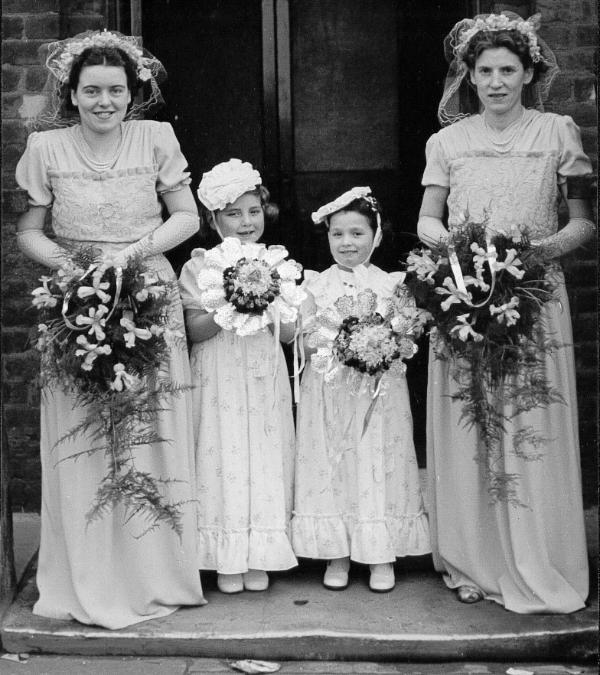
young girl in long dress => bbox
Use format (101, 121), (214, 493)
(418, 12), (594, 612)
(179, 159), (298, 594)
(15, 32), (205, 628)
(291, 188), (430, 592)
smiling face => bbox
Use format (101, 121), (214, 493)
(328, 210), (375, 269)
(71, 64), (131, 136)
(470, 47), (533, 120)
(212, 191), (265, 243)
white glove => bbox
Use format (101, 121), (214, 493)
(110, 211), (199, 266)
(533, 218), (596, 259)
(17, 229), (68, 269)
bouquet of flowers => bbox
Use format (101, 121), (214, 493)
(196, 237), (306, 336)
(404, 218), (562, 504)
(32, 248), (188, 536)
(307, 287), (428, 436)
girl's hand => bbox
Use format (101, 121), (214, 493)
(185, 308), (222, 342)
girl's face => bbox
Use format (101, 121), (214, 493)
(470, 47), (533, 118)
(212, 192), (264, 242)
(328, 210), (375, 269)
(71, 64), (131, 136)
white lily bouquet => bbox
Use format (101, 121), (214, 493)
(196, 237), (306, 336)
(32, 249), (188, 536)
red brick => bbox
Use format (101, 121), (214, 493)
(2, 15), (24, 39)
(2, 39), (50, 66)
(1, 64), (23, 91)
(540, 22), (573, 48)
(65, 14), (106, 35)
(24, 65), (49, 92)
(554, 48), (596, 71)
(3, 188), (30, 213)
(2, 92), (23, 117)
(548, 73), (572, 101)
(24, 13), (59, 40)
(580, 127), (598, 157)
(576, 23), (599, 46)
(1, 327), (32, 354)
(3, 402), (39, 427)
(2, 0), (58, 10)
(550, 101), (597, 127)
(1, 119), (28, 145)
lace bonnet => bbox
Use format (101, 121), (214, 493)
(438, 12), (559, 126)
(197, 159), (262, 212)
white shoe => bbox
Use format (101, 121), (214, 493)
(369, 563), (395, 592)
(243, 569), (269, 591)
(323, 557), (350, 590)
(217, 573), (243, 594)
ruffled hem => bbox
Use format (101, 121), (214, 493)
(198, 526), (298, 574)
(291, 512), (431, 564)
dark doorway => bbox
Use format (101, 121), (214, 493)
(142, 0), (471, 463)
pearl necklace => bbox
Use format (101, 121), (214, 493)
(482, 110), (525, 153)
(76, 125), (123, 168)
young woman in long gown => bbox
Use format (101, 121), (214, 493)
(15, 31), (205, 628)
(417, 12), (595, 613)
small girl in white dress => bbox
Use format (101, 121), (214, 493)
(291, 187), (430, 592)
(179, 159), (297, 594)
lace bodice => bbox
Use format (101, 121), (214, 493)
(422, 110), (592, 239)
(16, 121), (191, 247)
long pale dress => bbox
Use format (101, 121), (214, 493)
(16, 121), (205, 629)
(179, 250), (298, 574)
(291, 264), (431, 563)
(422, 109), (591, 613)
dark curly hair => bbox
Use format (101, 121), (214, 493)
(198, 185), (279, 239)
(62, 46), (140, 114)
(461, 29), (549, 84)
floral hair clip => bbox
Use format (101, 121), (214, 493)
(454, 13), (542, 63)
(197, 158), (262, 212)
(311, 186), (379, 225)
(46, 29), (154, 84)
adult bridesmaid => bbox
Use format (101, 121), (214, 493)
(16, 31), (205, 628)
(418, 13), (594, 613)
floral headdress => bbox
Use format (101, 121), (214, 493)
(452, 13), (543, 64)
(197, 159), (262, 212)
(438, 12), (559, 127)
(31, 30), (166, 129)
(311, 186), (380, 226)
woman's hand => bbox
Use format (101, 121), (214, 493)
(17, 206), (69, 269)
(417, 186), (450, 247)
(184, 308), (222, 343)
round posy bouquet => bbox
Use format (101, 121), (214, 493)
(32, 248), (187, 536)
(196, 237), (306, 336)
(404, 218), (562, 505)
(308, 287), (428, 380)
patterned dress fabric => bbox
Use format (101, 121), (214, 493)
(291, 264), (431, 563)
(179, 250), (298, 574)
(422, 109), (591, 613)
(16, 121), (205, 629)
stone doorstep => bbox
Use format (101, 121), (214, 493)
(1, 559), (597, 662)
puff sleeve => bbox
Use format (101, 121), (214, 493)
(15, 132), (53, 207)
(154, 122), (192, 194)
(421, 132), (450, 188)
(556, 115), (593, 182)
(178, 250), (207, 311)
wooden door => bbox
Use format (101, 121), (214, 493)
(140, 0), (470, 460)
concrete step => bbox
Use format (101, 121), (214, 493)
(2, 557), (597, 662)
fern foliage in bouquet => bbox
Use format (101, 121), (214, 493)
(404, 219), (563, 505)
(32, 247), (189, 536)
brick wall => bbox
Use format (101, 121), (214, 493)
(2, 0), (110, 511)
(2, 0), (598, 509)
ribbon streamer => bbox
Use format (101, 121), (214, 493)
(448, 240), (498, 309)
